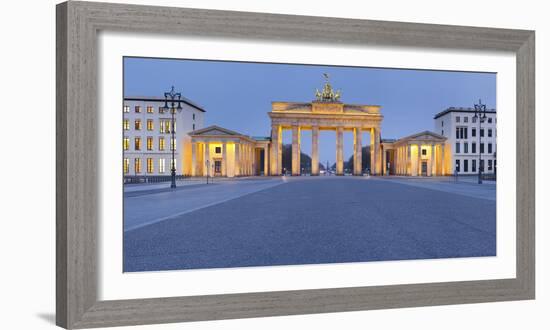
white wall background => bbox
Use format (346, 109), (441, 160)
(0, 0), (547, 329)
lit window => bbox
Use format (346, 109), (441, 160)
(147, 119), (154, 131)
(134, 137), (141, 151)
(123, 119), (130, 130)
(159, 159), (166, 173)
(147, 106), (154, 113)
(123, 137), (129, 151)
(135, 119), (142, 130)
(134, 158), (141, 173)
(159, 137), (165, 151)
(170, 137), (176, 151)
(159, 106), (165, 114)
(147, 158), (154, 173)
(123, 105), (130, 113)
(135, 106), (141, 113)
(123, 158), (129, 174)
(147, 137), (153, 151)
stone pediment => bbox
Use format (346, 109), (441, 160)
(399, 131), (447, 142)
(190, 125), (242, 137)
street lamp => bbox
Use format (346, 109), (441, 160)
(163, 86), (183, 189)
(473, 99), (487, 184)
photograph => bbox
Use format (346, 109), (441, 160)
(122, 57), (497, 273)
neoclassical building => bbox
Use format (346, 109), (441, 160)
(186, 77), (456, 177)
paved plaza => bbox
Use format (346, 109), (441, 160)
(123, 176), (496, 272)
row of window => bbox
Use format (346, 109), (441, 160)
(123, 105), (197, 120)
(123, 119), (197, 133)
(123, 136), (176, 151)
(455, 159), (495, 173)
(453, 127), (495, 139)
(123, 158), (176, 174)
(446, 116), (495, 124)
(455, 142), (494, 154)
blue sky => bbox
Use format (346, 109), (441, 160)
(124, 57), (496, 164)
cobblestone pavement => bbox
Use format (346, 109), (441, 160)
(124, 176), (496, 272)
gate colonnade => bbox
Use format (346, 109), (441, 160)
(268, 100), (383, 176)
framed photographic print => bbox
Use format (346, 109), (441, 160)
(56, 1), (535, 328)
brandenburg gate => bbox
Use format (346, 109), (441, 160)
(268, 77), (383, 176)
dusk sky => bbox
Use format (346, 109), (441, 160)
(124, 57), (496, 165)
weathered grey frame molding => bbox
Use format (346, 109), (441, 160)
(56, 1), (535, 328)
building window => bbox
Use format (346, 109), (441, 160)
(123, 105), (130, 113)
(170, 137), (176, 151)
(455, 159), (460, 172)
(134, 158), (141, 173)
(159, 137), (165, 151)
(455, 142), (460, 153)
(464, 116), (468, 123)
(193, 124), (196, 131)
(488, 129), (492, 137)
(456, 127), (459, 139)
(160, 119), (174, 133)
(464, 127), (468, 139)
(135, 105), (141, 113)
(134, 119), (142, 130)
(488, 143), (493, 154)
(123, 158), (129, 174)
(472, 142), (476, 154)
(134, 137), (141, 151)
(464, 142), (468, 153)
(147, 158), (154, 173)
(159, 106), (165, 114)
(456, 116), (460, 123)
(123, 137), (129, 151)
(488, 117), (493, 123)
(488, 159), (493, 171)
(480, 159), (485, 172)
(480, 143), (485, 153)
(472, 159), (476, 172)
(215, 146), (221, 154)
(464, 159), (469, 172)
(456, 127), (467, 139)
(147, 106), (154, 113)
(123, 119), (130, 130)
(472, 116), (477, 123)
(480, 128), (485, 137)
(147, 137), (153, 151)
(159, 159), (166, 173)
(193, 113), (196, 120)
(441, 130), (444, 135)
(147, 119), (154, 131)
(472, 127), (476, 137)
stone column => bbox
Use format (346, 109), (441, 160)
(263, 146), (269, 176)
(406, 144), (411, 176)
(292, 125), (301, 176)
(382, 147), (387, 175)
(311, 126), (319, 175)
(354, 127), (363, 175)
(191, 142), (197, 176)
(270, 125), (280, 175)
(235, 142), (240, 176)
(374, 128), (380, 175)
(221, 142), (227, 176)
(430, 144), (435, 176)
(418, 143), (422, 176)
(336, 127), (344, 175)
(204, 142), (210, 177)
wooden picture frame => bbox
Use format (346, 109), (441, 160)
(56, 1), (535, 328)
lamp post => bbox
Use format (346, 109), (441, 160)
(473, 99), (487, 184)
(163, 86), (183, 189)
